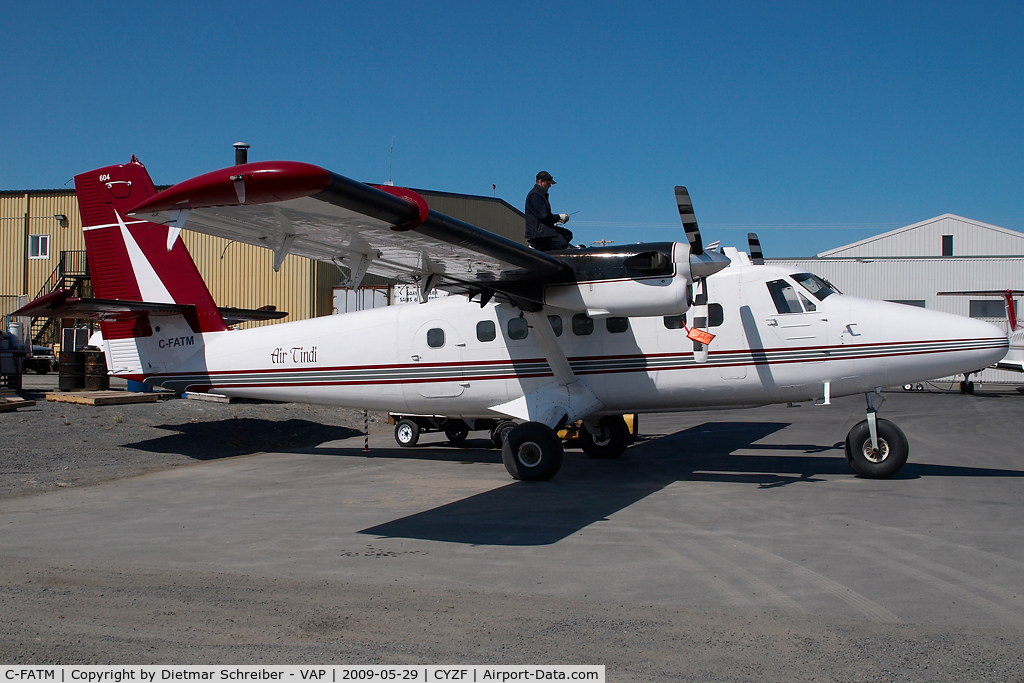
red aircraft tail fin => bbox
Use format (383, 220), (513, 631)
(74, 157), (228, 340)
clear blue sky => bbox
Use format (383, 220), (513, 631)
(2, 1), (1021, 257)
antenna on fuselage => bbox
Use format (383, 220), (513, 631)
(386, 136), (395, 186)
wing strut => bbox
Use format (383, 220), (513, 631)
(488, 309), (603, 428)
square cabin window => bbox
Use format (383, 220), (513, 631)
(507, 317), (529, 340)
(28, 234), (50, 259)
(766, 279), (803, 314)
(664, 314), (687, 329)
(547, 315), (563, 337)
(572, 313), (594, 336)
(476, 320), (496, 342)
(426, 328), (445, 348)
(606, 317), (629, 333)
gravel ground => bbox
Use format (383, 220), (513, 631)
(1, 375), (391, 499)
(4, 377), (1024, 679)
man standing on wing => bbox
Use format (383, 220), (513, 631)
(525, 171), (573, 251)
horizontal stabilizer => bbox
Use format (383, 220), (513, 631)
(14, 290), (191, 320)
(14, 290), (287, 326)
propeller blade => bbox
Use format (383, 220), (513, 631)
(674, 186), (703, 256)
(747, 232), (764, 264)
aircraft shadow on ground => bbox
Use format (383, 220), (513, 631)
(357, 420), (1024, 546)
(359, 421), (805, 546)
(125, 418), (362, 460)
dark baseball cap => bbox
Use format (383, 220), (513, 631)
(536, 171), (556, 184)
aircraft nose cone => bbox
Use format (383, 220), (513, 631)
(971, 318), (1011, 367)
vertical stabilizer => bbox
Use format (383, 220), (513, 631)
(74, 157), (228, 341)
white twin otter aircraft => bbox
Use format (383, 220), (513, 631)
(18, 158), (1008, 481)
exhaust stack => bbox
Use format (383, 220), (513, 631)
(233, 142), (250, 165)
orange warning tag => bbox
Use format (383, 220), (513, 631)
(686, 327), (715, 345)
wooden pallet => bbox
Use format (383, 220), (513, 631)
(45, 390), (161, 406)
(0, 392), (36, 412)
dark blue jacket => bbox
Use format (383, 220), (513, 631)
(525, 184), (560, 240)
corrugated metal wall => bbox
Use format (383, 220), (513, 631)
(417, 190), (526, 244)
(1, 192), (85, 298)
(767, 256), (1024, 383)
(819, 215), (1024, 258)
(0, 193), (27, 296)
(183, 232), (314, 328)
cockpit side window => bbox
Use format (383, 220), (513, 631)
(766, 279), (804, 314)
(792, 272), (838, 300)
(799, 294), (816, 312)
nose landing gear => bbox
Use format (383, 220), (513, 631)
(844, 389), (910, 479)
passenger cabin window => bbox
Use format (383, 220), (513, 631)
(507, 317), (529, 340)
(767, 279), (805, 314)
(427, 328), (445, 348)
(708, 303), (724, 327)
(792, 272), (838, 300)
(606, 317), (629, 333)
(547, 315), (563, 337)
(476, 320), (496, 342)
(572, 313), (594, 336)
(663, 314), (687, 329)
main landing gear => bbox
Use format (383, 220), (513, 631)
(501, 422), (564, 481)
(958, 371), (980, 395)
(844, 390), (909, 479)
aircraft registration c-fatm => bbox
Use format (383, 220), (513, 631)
(17, 157), (1008, 481)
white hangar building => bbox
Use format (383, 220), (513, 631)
(767, 214), (1024, 385)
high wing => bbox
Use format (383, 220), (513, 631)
(127, 161), (572, 305)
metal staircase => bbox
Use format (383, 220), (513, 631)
(30, 250), (90, 346)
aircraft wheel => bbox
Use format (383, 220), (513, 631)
(579, 415), (631, 459)
(501, 422), (564, 481)
(959, 380), (968, 394)
(844, 418), (909, 479)
(904, 384), (914, 392)
(394, 419), (420, 447)
(491, 420), (518, 449)
(967, 381), (975, 395)
(444, 421), (469, 444)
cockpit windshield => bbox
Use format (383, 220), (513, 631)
(792, 272), (839, 301)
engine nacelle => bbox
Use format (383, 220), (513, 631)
(542, 242), (693, 317)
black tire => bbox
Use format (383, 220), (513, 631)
(501, 422), (564, 481)
(444, 421), (469, 444)
(394, 419), (420, 447)
(959, 380), (968, 394)
(491, 420), (518, 449)
(579, 415), (631, 459)
(967, 381), (975, 395)
(844, 418), (909, 479)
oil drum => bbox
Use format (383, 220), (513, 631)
(84, 351), (109, 391)
(58, 351), (85, 391)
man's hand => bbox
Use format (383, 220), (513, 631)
(558, 213), (570, 223)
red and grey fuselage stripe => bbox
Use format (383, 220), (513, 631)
(147, 337), (1005, 393)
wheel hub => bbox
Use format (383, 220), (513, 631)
(517, 441), (543, 467)
(861, 438), (890, 463)
(397, 425), (413, 443)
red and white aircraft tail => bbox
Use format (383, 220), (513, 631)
(75, 157), (229, 338)
(47, 158), (230, 379)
